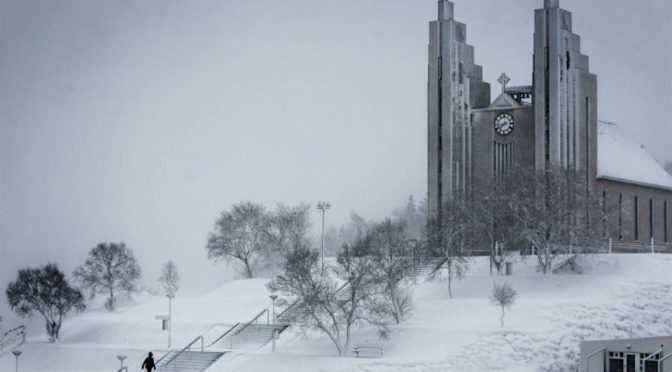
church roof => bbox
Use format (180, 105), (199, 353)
(597, 122), (672, 191)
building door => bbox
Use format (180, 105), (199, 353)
(625, 354), (636, 372)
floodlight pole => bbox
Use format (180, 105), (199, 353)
(317, 202), (331, 274)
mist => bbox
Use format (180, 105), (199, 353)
(1, 0), (670, 333)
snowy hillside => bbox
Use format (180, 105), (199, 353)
(1, 254), (671, 372)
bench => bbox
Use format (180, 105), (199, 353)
(353, 344), (384, 358)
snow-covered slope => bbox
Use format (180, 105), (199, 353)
(598, 122), (672, 190)
(1, 255), (671, 372)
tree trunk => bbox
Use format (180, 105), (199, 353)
(243, 257), (254, 278)
(447, 262), (453, 298)
(500, 306), (505, 327)
(107, 286), (116, 311)
(389, 286), (401, 324)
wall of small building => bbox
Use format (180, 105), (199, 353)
(596, 178), (672, 248)
(580, 336), (672, 372)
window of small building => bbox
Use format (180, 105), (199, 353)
(665, 200), (668, 243)
(649, 198), (654, 240)
(618, 193), (623, 240)
(634, 196), (639, 241)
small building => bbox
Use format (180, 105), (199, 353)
(580, 336), (672, 372)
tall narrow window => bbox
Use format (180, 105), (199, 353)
(601, 191), (608, 238)
(649, 198), (654, 240)
(665, 201), (668, 243)
(634, 196), (639, 241)
(618, 193), (623, 240)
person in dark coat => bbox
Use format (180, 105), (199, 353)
(141, 352), (156, 371)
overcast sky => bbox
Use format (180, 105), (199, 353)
(1, 0), (670, 329)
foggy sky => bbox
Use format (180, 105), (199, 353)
(1, 0), (670, 330)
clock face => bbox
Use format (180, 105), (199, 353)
(494, 112), (514, 136)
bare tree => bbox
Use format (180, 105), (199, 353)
(369, 218), (413, 323)
(73, 242), (141, 311)
(268, 239), (391, 356)
(508, 166), (607, 273)
(490, 281), (517, 327)
(206, 202), (270, 278)
(158, 260), (180, 297)
(424, 200), (470, 298)
(265, 203), (312, 273)
(468, 179), (517, 272)
(7, 264), (85, 341)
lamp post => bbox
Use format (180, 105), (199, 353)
(269, 294), (278, 324)
(317, 202), (331, 274)
(167, 294), (174, 349)
(12, 350), (22, 372)
(269, 294), (279, 352)
(116, 355), (127, 370)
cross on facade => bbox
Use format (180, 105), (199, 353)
(497, 73), (510, 92)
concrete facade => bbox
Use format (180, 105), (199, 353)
(427, 0), (490, 217)
(426, 0), (672, 248)
(580, 336), (672, 372)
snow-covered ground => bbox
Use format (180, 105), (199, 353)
(1, 254), (671, 372)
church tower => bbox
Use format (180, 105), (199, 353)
(533, 0), (598, 190)
(427, 0), (490, 216)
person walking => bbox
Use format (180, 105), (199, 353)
(141, 352), (156, 371)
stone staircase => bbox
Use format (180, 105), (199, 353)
(0, 325), (26, 357)
(405, 258), (447, 278)
(156, 350), (223, 371)
(153, 309), (290, 372)
(212, 323), (288, 350)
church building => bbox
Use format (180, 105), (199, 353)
(427, 0), (672, 248)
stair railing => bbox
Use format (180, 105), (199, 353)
(0, 325), (27, 356)
(157, 334), (204, 370)
(206, 322), (241, 348)
(228, 309), (269, 349)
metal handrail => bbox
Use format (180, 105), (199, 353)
(236, 309), (269, 335)
(207, 322), (241, 348)
(157, 335), (204, 369)
(275, 299), (300, 322)
(0, 325), (26, 356)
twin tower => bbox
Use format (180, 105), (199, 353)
(427, 0), (597, 215)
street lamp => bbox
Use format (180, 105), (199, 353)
(12, 350), (22, 372)
(269, 294), (278, 324)
(269, 294), (279, 352)
(317, 201), (331, 274)
(167, 294), (175, 349)
(116, 355), (127, 370)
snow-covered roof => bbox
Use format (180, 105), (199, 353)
(597, 122), (672, 191)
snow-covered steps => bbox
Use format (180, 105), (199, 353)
(212, 324), (288, 351)
(406, 258), (447, 278)
(156, 350), (224, 372)
(0, 325), (26, 357)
